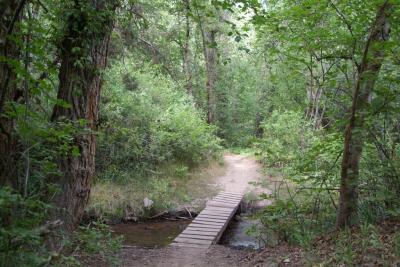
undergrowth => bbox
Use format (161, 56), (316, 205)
(70, 222), (123, 267)
(87, 61), (223, 221)
(88, 159), (224, 221)
(252, 110), (400, 265)
(0, 188), (122, 267)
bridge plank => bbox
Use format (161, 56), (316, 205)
(193, 218), (227, 223)
(175, 237), (213, 245)
(217, 192), (242, 197)
(196, 214), (230, 220)
(172, 191), (243, 248)
(217, 196), (241, 200)
(202, 207), (232, 212)
(219, 191), (243, 197)
(214, 194), (242, 199)
(203, 207), (232, 211)
(211, 199), (240, 205)
(178, 234), (215, 240)
(191, 221), (225, 226)
(207, 200), (238, 208)
(186, 224), (221, 229)
(216, 194), (242, 199)
(201, 209), (231, 215)
(212, 196), (240, 201)
(182, 230), (218, 236)
(170, 242), (209, 249)
(185, 227), (221, 233)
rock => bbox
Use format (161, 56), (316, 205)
(124, 216), (138, 222)
(283, 258), (290, 264)
(144, 197), (154, 208)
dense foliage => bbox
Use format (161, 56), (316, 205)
(245, 1), (400, 264)
(97, 60), (220, 177)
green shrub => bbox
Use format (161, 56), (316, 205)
(0, 187), (50, 267)
(96, 59), (221, 181)
(256, 110), (315, 171)
(255, 189), (335, 247)
(254, 112), (342, 247)
(90, 58), (221, 220)
(70, 222), (122, 267)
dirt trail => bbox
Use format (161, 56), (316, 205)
(121, 245), (254, 267)
(120, 154), (267, 267)
(215, 153), (263, 194)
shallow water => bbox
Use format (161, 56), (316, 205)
(111, 215), (263, 249)
(220, 215), (264, 249)
(111, 220), (191, 248)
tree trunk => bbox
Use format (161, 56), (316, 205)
(255, 112), (264, 138)
(336, 1), (392, 229)
(183, 0), (193, 96)
(195, 4), (218, 124)
(0, 0), (26, 190)
(201, 29), (217, 124)
(51, 0), (117, 231)
(391, 117), (400, 160)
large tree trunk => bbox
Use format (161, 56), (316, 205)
(51, 0), (117, 231)
(0, 0), (25, 190)
(336, 2), (392, 229)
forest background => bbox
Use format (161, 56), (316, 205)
(0, 0), (400, 266)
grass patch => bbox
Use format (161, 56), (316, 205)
(228, 147), (255, 156)
(88, 159), (225, 221)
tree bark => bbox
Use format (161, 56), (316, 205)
(183, 0), (193, 96)
(0, 0), (26, 189)
(51, 0), (117, 231)
(200, 28), (217, 124)
(195, 4), (218, 124)
(255, 112), (264, 138)
(336, 1), (392, 229)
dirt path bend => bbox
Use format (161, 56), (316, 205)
(120, 153), (267, 267)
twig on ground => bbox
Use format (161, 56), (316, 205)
(184, 206), (193, 219)
(149, 210), (168, 219)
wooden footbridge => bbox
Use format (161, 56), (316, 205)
(171, 191), (243, 249)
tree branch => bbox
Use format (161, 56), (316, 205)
(6, 0), (28, 36)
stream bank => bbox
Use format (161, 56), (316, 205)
(110, 198), (268, 250)
(111, 153), (272, 249)
(89, 154), (274, 266)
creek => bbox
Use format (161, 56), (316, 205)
(111, 211), (263, 249)
(112, 220), (191, 248)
